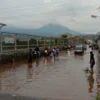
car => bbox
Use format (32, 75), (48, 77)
(74, 45), (84, 54)
(82, 44), (87, 50)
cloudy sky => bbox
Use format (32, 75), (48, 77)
(0, 0), (100, 34)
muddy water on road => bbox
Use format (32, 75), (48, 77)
(0, 48), (99, 100)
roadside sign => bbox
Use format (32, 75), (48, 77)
(5, 37), (15, 44)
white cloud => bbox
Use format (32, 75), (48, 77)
(0, 0), (100, 34)
(44, 0), (51, 3)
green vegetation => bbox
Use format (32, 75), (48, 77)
(61, 34), (68, 39)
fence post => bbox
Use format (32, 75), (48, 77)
(15, 34), (17, 51)
(37, 39), (39, 47)
(28, 35), (29, 50)
(44, 39), (46, 48)
(54, 39), (55, 46)
(1, 33), (2, 51)
(49, 40), (51, 47)
(63, 40), (64, 46)
(0, 32), (2, 61)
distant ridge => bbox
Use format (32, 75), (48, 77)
(2, 24), (84, 37)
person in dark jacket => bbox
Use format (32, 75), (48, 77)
(28, 49), (33, 64)
(35, 47), (40, 58)
(35, 47), (39, 52)
(90, 51), (95, 72)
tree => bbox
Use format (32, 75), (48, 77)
(61, 33), (69, 45)
(61, 34), (68, 39)
(30, 39), (37, 45)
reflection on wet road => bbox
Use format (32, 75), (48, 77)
(0, 47), (99, 100)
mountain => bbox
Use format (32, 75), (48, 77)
(34, 24), (83, 36)
(2, 24), (84, 37)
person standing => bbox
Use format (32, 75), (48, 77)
(28, 49), (33, 64)
(53, 48), (56, 58)
(44, 47), (48, 57)
(56, 47), (60, 56)
(35, 47), (40, 58)
(90, 51), (95, 72)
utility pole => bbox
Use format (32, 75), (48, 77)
(0, 23), (6, 51)
(0, 23), (6, 61)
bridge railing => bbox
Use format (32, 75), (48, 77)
(0, 32), (65, 55)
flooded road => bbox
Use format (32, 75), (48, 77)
(0, 47), (99, 100)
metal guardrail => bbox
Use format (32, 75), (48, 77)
(0, 49), (28, 55)
(0, 32), (65, 55)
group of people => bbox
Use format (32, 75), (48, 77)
(28, 47), (40, 64)
(28, 46), (60, 64)
(28, 46), (95, 72)
(44, 47), (60, 58)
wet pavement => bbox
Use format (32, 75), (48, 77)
(0, 46), (99, 100)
